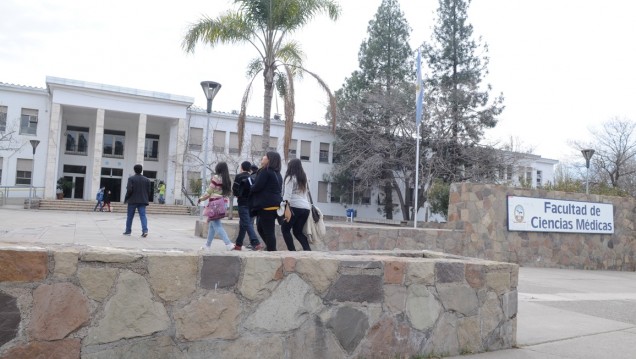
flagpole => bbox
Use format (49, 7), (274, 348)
(414, 49), (423, 228)
(414, 123), (420, 228)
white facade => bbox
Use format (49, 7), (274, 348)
(0, 77), (559, 220)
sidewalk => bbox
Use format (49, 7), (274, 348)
(1, 207), (636, 358)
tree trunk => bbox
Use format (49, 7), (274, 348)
(262, 67), (275, 152)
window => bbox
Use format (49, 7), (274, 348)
(251, 135), (264, 157)
(65, 126), (89, 155)
(288, 139), (297, 159)
(213, 130), (225, 153)
(229, 132), (239, 154)
(506, 165), (513, 180)
(189, 127), (203, 151)
(300, 140), (311, 161)
(317, 181), (328, 203)
(0, 157), (3, 184)
(0, 106), (7, 132)
(16, 159), (32, 185)
(20, 108), (38, 135)
(319, 142), (330, 163)
(64, 165), (87, 174)
(361, 188), (371, 204)
(536, 170), (543, 187)
(332, 143), (341, 164)
(268, 136), (278, 152)
(186, 171), (201, 194)
(103, 130), (125, 158)
(100, 167), (122, 177)
(144, 134), (159, 160)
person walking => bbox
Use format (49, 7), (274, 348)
(197, 162), (234, 251)
(231, 161), (263, 251)
(103, 189), (112, 212)
(249, 151), (283, 251)
(281, 159), (312, 251)
(93, 187), (105, 212)
(123, 164), (150, 237)
(158, 181), (166, 204)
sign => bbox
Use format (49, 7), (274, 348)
(507, 196), (614, 234)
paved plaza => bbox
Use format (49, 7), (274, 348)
(1, 206), (635, 358)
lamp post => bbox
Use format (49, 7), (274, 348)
(581, 149), (595, 195)
(29, 139), (40, 209)
(199, 81), (221, 220)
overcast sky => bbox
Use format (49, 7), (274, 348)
(2, 0), (636, 163)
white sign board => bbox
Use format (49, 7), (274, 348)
(507, 196), (614, 234)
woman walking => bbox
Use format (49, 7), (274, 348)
(249, 151), (283, 251)
(281, 159), (312, 251)
(197, 162), (234, 251)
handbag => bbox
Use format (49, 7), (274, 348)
(307, 189), (320, 223)
(205, 196), (227, 221)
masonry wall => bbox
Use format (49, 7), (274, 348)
(0, 247), (517, 358)
(444, 183), (636, 270)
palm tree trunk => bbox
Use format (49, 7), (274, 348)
(262, 67), (275, 152)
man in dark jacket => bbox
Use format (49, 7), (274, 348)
(123, 164), (150, 237)
(231, 161), (263, 250)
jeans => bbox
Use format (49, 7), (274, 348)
(257, 209), (278, 251)
(281, 207), (311, 251)
(94, 200), (103, 211)
(206, 219), (232, 247)
(125, 203), (148, 234)
(235, 205), (260, 247)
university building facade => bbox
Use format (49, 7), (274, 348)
(0, 77), (557, 221)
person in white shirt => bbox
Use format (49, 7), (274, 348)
(281, 159), (312, 251)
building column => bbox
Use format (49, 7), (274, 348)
(90, 109), (105, 199)
(136, 114), (147, 165)
(44, 103), (62, 199)
(167, 118), (186, 205)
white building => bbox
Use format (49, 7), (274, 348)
(0, 77), (558, 220)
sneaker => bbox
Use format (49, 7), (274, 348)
(225, 243), (234, 251)
(244, 244), (253, 250)
(252, 243), (265, 251)
(232, 245), (242, 251)
(200, 245), (211, 252)
(122, 232), (131, 236)
(141, 232), (148, 238)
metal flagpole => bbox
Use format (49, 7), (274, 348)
(413, 49), (424, 228)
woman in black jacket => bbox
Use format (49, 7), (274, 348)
(250, 151), (283, 251)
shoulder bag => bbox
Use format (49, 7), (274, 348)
(205, 196), (227, 221)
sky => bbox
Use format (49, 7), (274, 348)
(2, 0), (636, 163)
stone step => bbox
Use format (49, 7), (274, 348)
(38, 199), (193, 215)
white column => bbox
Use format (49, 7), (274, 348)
(167, 118), (186, 205)
(90, 109), (105, 198)
(44, 103), (62, 199)
(136, 114), (147, 165)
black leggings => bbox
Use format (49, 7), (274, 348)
(281, 207), (311, 251)
(256, 209), (278, 251)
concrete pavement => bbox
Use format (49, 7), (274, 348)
(1, 206), (635, 358)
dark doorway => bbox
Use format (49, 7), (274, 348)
(100, 178), (122, 202)
(144, 170), (157, 202)
(63, 175), (84, 199)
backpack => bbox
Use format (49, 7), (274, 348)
(232, 174), (252, 199)
(96, 190), (103, 201)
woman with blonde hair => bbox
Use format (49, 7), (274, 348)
(197, 162), (234, 251)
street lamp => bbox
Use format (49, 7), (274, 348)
(581, 149), (595, 195)
(29, 139), (40, 209)
(199, 81), (221, 219)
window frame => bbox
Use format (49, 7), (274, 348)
(19, 108), (38, 135)
(144, 134), (160, 161)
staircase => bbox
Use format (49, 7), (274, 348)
(38, 199), (194, 215)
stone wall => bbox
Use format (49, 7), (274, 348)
(0, 247), (517, 358)
(447, 183), (636, 270)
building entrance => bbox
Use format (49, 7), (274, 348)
(100, 167), (124, 202)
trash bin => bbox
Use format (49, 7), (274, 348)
(346, 208), (357, 218)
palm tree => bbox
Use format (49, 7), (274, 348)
(183, 0), (340, 159)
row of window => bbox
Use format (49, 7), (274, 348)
(0, 106), (39, 135)
(188, 128), (331, 163)
(64, 127), (159, 160)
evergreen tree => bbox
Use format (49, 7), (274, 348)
(422, 0), (504, 182)
(333, 0), (415, 220)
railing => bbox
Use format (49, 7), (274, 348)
(0, 186), (46, 206)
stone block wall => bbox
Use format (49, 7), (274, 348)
(447, 183), (636, 270)
(0, 247), (517, 358)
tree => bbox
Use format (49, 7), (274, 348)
(332, 0), (415, 220)
(572, 117), (636, 195)
(422, 0), (504, 182)
(182, 0), (340, 158)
